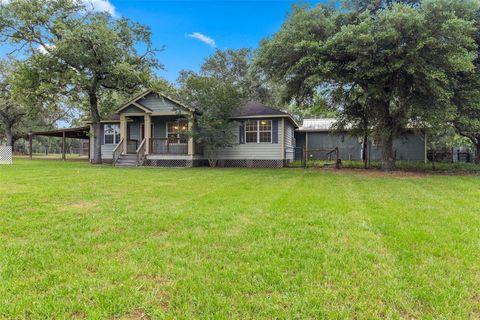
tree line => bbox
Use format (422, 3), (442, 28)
(1, 0), (480, 170)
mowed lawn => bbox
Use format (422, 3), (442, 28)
(1, 160), (479, 319)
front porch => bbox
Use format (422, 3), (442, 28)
(112, 114), (201, 166)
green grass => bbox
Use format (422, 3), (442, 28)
(1, 159), (479, 319)
(298, 159), (480, 173)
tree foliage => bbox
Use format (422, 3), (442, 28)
(0, 59), (66, 149)
(179, 74), (242, 167)
(198, 48), (281, 106)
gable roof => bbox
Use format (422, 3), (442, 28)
(115, 89), (191, 113)
(231, 102), (299, 127)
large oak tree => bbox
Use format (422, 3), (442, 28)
(0, 0), (160, 163)
(256, 0), (478, 170)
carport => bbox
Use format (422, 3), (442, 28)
(28, 126), (90, 161)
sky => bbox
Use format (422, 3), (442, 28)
(88, 0), (324, 83)
(0, 0), (327, 83)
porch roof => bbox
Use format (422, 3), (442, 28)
(30, 126), (90, 139)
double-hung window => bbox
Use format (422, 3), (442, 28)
(167, 121), (188, 143)
(245, 119), (272, 143)
(104, 124), (120, 145)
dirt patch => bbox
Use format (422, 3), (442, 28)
(58, 200), (97, 212)
(118, 309), (151, 320)
(136, 273), (170, 286)
(71, 311), (87, 319)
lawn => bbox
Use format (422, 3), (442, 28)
(1, 159), (479, 319)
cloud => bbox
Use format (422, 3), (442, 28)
(188, 32), (216, 48)
(82, 0), (117, 17)
(38, 44), (54, 54)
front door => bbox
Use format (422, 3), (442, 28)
(126, 123), (139, 154)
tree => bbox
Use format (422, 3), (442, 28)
(179, 74), (242, 167)
(1, 0), (160, 164)
(0, 59), (65, 150)
(199, 48), (279, 105)
(451, 15), (480, 163)
(256, 0), (478, 170)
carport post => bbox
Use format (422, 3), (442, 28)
(62, 130), (66, 161)
(29, 133), (32, 159)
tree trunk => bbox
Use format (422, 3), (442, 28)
(475, 142), (480, 164)
(382, 131), (395, 171)
(362, 133), (368, 169)
(89, 90), (103, 164)
(5, 123), (13, 151)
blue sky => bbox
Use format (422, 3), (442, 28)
(1, 0), (326, 83)
(105, 0), (324, 83)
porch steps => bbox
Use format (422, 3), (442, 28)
(115, 154), (138, 167)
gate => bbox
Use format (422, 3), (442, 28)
(285, 147), (305, 168)
(285, 147), (340, 169)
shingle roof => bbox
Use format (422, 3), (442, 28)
(232, 102), (290, 117)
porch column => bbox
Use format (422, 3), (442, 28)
(188, 119), (194, 156)
(120, 115), (127, 153)
(144, 114), (152, 154)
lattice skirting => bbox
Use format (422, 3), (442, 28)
(215, 159), (285, 168)
(143, 159), (208, 167)
(0, 146), (12, 164)
(142, 159), (286, 168)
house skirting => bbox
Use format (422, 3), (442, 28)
(142, 155), (287, 168)
(215, 159), (285, 168)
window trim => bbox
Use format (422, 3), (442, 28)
(166, 121), (188, 144)
(244, 119), (272, 144)
(104, 124), (120, 145)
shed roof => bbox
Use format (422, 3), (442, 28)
(298, 118), (338, 132)
(30, 126), (90, 139)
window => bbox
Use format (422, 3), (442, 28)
(167, 121), (188, 143)
(245, 120), (258, 143)
(104, 124), (120, 144)
(245, 119), (272, 143)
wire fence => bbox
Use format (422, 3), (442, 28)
(285, 147), (340, 169)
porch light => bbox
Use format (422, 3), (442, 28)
(174, 126), (178, 130)
(260, 120), (267, 125)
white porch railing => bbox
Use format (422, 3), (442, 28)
(112, 138), (124, 165)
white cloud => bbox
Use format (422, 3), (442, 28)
(82, 0), (117, 17)
(37, 44), (54, 54)
(188, 32), (216, 48)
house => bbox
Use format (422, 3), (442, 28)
(89, 90), (298, 167)
(295, 118), (427, 162)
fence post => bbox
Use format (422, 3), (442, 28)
(303, 147), (307, 168)
(29, 133), (33, 159)
(335, 147), (340, 169)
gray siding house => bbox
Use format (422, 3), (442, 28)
(295, 119), (427, 162)
(89, 90), (298, 167)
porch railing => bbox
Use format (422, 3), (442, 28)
(112, 138), (124, 165)
(136, 138), (146, 166)
(150, 138), (188, 155)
